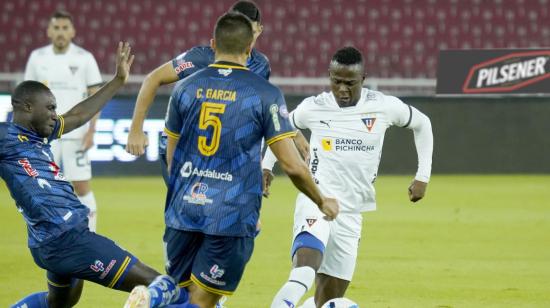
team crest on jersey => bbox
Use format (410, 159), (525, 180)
(321, 138), (332, 151)
(69, 65), (79, 75)
(218, 68), (232, 76)
(306, 217), (317, 227)
(362, 117), (376, 132)
(183, 182), (213, 205)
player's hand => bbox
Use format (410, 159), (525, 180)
(293, 131), (310, 162)
(319, 197), (339, 221)
(81, 129), (95, 152)
(408, 180), (428, 202)
(126, 129), (149, 156)
(115, 42), (134, 83)
(262, 169), (274, 198)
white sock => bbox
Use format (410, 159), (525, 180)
(78, 191), (97, 232)
(299, 297), (316, 308)
(271, 266), (316, 308)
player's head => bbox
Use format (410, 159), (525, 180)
(12, 81), (57, 137)
(328, 46), (366, 107)
(230, 1), (263, 47)
(212, 12), (254, 56)
(47, 9), (75, 52)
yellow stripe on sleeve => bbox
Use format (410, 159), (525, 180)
(108, 256), (131, 288)
(266, 131), (297, 145)
(190, 274), (234, 296)
(57, 115), (65, 138)
(164, 127), (181, 139)
(208, 64), (249, 71)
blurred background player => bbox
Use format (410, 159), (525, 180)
(23, 10), (102, 231)
(5, 43), (190, 308)
(158, 12), (338, 308)
(126, 0), (269, 184)
(264, 47), (434, 308)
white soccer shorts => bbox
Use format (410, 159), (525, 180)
(50, 139), (92, 182)
(292, 193), (362, 281)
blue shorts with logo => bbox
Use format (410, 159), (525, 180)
(163, 227), (254, 296)
(30, 224), (138, 290)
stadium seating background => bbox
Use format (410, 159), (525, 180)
(1, 0), (549, 78)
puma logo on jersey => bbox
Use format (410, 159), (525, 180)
(320, 120), (331, 128)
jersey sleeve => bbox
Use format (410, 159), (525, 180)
(23, 51), (37, 81)
(47, 115), (65, 142)
(385, 95), (413, 128)
(289, 96), (314, 130)
(164, 94), (182, 139)
(85, 54), (103, 88)
(171, 48), (207, 80)
(262, 88), (296, 145)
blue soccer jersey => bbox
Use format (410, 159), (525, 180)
(164, 62), (295, 237)
(0, 118), (89, 248)
(159, 46), (271, 156)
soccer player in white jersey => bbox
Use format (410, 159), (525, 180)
(264, 47), (434, 308)
(24, 10), (102, 231)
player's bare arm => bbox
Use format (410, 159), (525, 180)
(293, 130), (310, 161)
(81, 85), (101, 151)
(269, 137), (339, 220)
(262, 168), (274, 197)
(126, 61), (179, 156)
(61, 42), (134, 134)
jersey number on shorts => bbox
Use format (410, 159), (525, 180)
(198, 102), (226, 156)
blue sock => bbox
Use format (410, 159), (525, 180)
(148, 275), (182, 307)
(11, 291), (48, 308)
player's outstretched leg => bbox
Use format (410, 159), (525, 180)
(314, 273), (350, 308)
(271, 232), (325, 308)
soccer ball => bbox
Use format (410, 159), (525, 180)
(321, 297), (359, 308)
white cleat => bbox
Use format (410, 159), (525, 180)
(124, 285), (150, 308)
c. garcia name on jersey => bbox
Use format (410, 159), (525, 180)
(321, 138), (375, 152)
(180, 161), (233, 182)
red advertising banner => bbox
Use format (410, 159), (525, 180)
(436, 49), (550, 95)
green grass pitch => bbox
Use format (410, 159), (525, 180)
(1, 175), (549, 307)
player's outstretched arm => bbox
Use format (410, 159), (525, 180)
(61, 42), (134, 134)
(269, 138), (339, 220)
(126, 62), (179, 156)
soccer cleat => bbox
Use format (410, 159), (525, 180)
(124, 285), (150, 308)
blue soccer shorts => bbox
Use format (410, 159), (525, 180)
(163, 227), (254, 296)
(30, 225), (138, 290)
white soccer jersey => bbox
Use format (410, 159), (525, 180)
(24, 43), (102, 139)
(288, 88), (431, 212)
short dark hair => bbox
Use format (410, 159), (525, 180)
(230, 1), (261, 23)
(331, 46), (364, 66)
(214, 12), (254, 55)
(51, 9), (73, 23)
(12, 81), (51, 110)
